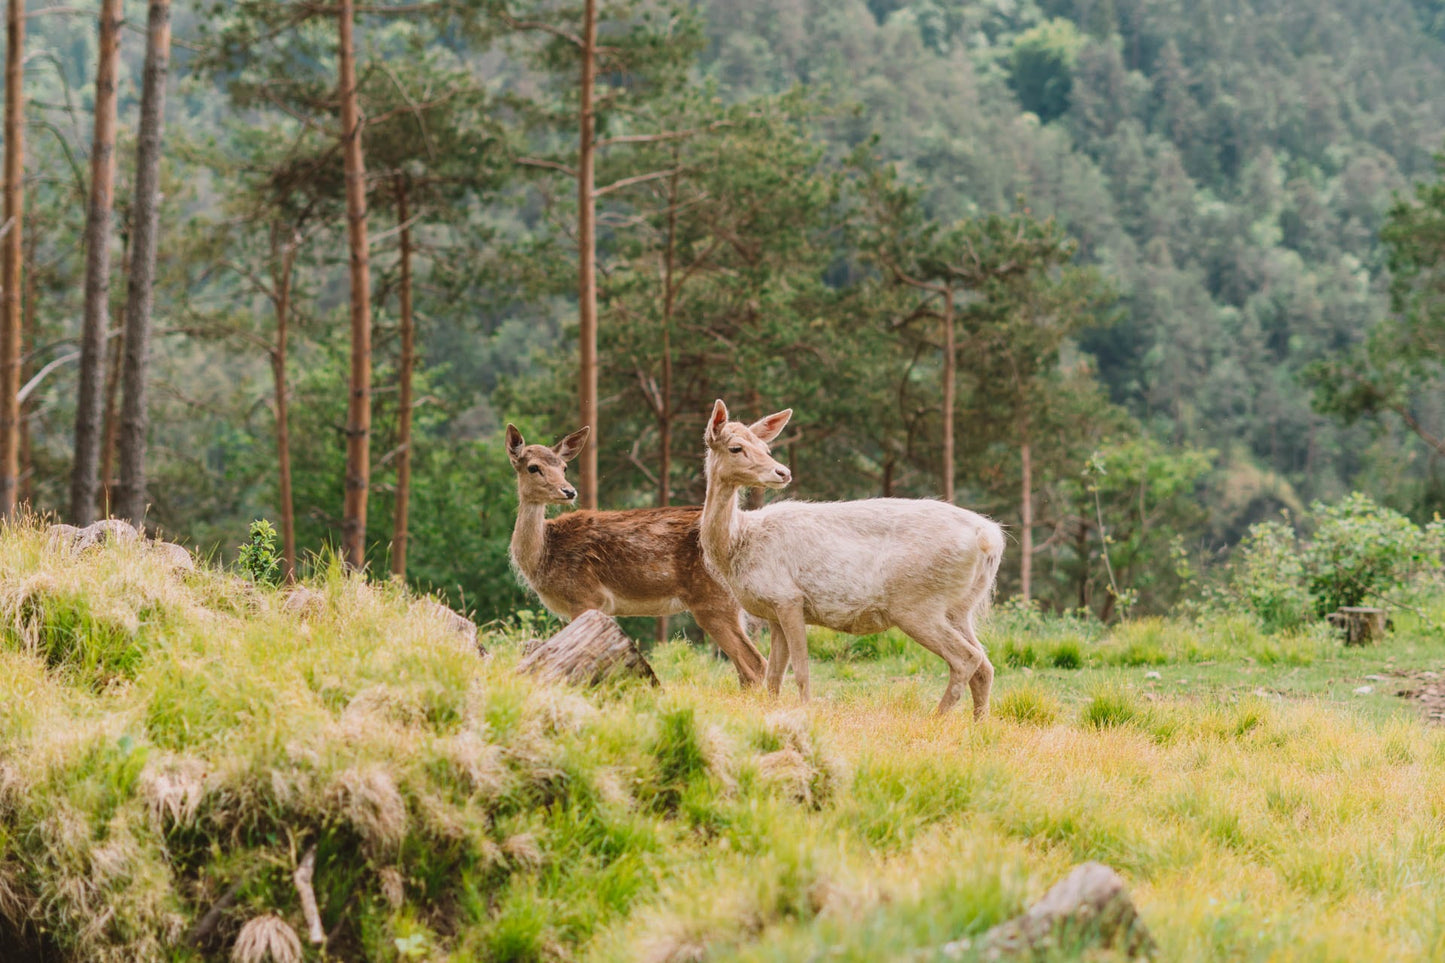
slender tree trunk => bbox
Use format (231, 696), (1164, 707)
(576, 0), (598, 510)
(941, 287), (955, 505)
(115, 0), (172, 528)
(70, 0), (123, 525)
(391, 176), (415, 580)
(100, 300), (126, 515)
(18, 218), (33, 506)
(271, 227), (297, 580)
(654, 169), (677, 646)
(1, 0), (25, 520)
(1020, 439), (1033, 602)
(338, 0), (373, 571)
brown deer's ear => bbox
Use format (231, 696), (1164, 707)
(748, 408), (793, 444)
(705, 399), (729, 446)
(505, 424), (526, 464)
(553, 426), (590, 462)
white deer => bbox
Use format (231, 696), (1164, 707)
(697, 400), (1004, 716)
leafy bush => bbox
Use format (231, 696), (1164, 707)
(237, 519), (282, 586)
(1302, 493), (1429, 616)
(1222, 493), (1439, 628)
(1228, 519), (1311, 631)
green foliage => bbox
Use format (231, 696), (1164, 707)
(993, 684), (1062, 725)
(1224, 494), (1439, 627)
(1229, 519), (1312, 631)
(237, 519), (282, 586)
(1303, 493), (1430, 615)
(1008, 18), (1083, 122)
(1080, 684), (1140, 729)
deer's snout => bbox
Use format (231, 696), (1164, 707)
(771, 465), (792, 486)
(561, 486), (577, 501)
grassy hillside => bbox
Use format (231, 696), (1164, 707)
(2, 526), (1445, 961)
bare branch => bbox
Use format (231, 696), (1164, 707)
(516, 156), (578, 178)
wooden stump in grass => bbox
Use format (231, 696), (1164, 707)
(944, 862), (1154, 961)
(518, 609), (658, 688)
(1327, 606), (1387, 646)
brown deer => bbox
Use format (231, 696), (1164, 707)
(696, 401), (1004, 717)
(506, 424), (766, 687)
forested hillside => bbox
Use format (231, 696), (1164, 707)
(9, 0), (1445, 620)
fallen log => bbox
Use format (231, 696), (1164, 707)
(517, 609), (659, 688)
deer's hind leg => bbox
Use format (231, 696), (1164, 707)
(894, 611), (988, 717)
(949, 605), (994, 718)
(693, 604), (766, 688)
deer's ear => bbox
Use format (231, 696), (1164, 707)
(505, 424), (526, 464)
(748, 409), (793, 444)
(553, 426), (590, 462)
(705, 399), (729, 446)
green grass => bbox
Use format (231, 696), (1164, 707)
(2, 522), (1445, 961)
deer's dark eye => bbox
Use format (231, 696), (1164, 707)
(728, 446), (743, 454)
(528, 464), (541, 474)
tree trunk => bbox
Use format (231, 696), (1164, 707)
(1020, 439), (1033, 602)
(271, 227), (297, 581)
(576, 0), (598, 511)
(519, 609), (659, 687)
(18, 218), (33, 506)
(115, 0), (172, 528)
(391, 175), (415, 580)
(1, 0), (25, 520)
(655, 168), (677, 647)
(941, 287), (955, 505)
(338, 0), (372, 571)
(69, 0), (123, 525)
(99, 302), (125, 515)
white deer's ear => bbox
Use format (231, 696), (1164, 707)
(748, 409), (792, 444)
(553, 425), (590, 462)
(705, 399), (729, 446)
(505, 424), (526, 463)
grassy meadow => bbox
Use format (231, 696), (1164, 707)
(2, 524), (1445, 962)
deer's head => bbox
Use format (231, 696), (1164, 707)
(703, 399), (793, 490)
(506, 424), (589, 506)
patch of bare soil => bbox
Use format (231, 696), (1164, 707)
(1391, 669), (1445, 724)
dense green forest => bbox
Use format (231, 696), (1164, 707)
(9, 0), (1445, 621)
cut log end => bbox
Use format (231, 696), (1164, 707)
(518, 610), (659, 689)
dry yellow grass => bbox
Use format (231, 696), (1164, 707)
(1, 521), (1444, 961)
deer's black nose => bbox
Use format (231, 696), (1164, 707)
(562, 487), (577, 500)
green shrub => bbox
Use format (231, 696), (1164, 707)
(1302, 493), (1429, 616)
(993, 685), (1061, 726)
(1049, 640), (1083, 669)
(1228, 519), (1311, 631)
(1080, 686), (1139, 729)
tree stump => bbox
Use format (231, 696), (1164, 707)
(960, 862), (1154, 961)
(1327, 606), (1387, 646)
(517, 610), (659, 688)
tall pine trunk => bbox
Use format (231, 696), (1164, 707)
(1, 0), (25, 519)
(1020, 439), (1033, 601)
(338, 0), (373, 571)
(654, 169), (678, 647)
(941, 287), (955, 505)
(70, 0), (123, 524)
(576, 0), (598, 510)
(100, 300), (126, 515)
(390, 176), (415, 580)
(271, 227), (297, 580)
(116, 0), (172, 527)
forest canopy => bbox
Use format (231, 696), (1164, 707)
(6, 0), (1445, 621)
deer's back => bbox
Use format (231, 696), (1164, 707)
(538, 506), (723, 614)
(731, 498), (1002, 620)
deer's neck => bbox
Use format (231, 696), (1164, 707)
(511, 494), (548, 581)
(700, 469), (745, 577)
